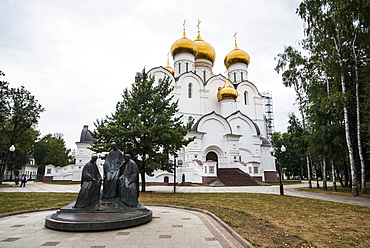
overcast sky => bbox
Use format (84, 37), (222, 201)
(0, 0), (304, 150)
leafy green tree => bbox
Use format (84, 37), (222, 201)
(92, 69), (194, 192)
(33, 133), (72, 174)
(297, 0), (370, 196)
(0, 71), (44, 184)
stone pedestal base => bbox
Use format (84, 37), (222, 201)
(45, 202), (152, 231)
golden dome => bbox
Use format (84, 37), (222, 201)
(171, 28), (198, 57)
(194, 31), (216, 63)
(164, 55), (174, 74)
(224, 39), (250, 68)
(217, 79), (238, 101)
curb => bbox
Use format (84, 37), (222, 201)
(146, 204), (254, 248)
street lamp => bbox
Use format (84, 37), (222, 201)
(269, 145), (286, 195)
(173, 153), (178, 193)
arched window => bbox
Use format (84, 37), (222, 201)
(188, 116), (193, 123)
(234, 72), (237, 82)
(164, 176), (169, 183)
(178, 63), (181, 74)
(158, 78), (162, 85)
(182, 174), (185, 183)
(203, 71), (206, 82)
(188, 83), (192, 98)
(186, 62), (189, 72)
(241, 72), (244, 81)
(244, 91), (249, 105)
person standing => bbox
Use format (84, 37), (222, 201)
(20, 174), (27, 187)
(14, 175), (20, 187)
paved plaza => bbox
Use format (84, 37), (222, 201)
(0, 182), (369, 248)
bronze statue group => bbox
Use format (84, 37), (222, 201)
(74, 142), (140, 209)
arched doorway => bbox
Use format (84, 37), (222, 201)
(206, 151), (218, 175)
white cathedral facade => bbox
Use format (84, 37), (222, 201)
(145, 26), (276, 185)
(44, 25), (277, 186)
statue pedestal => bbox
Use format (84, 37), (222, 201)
(45, 202), (152, 231)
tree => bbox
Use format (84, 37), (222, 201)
(92, 69), (194, 192)
(297, 0), (370, 196)
(33, 133), (72, 174)
(0, 71), (44, 184)
(275, 46), (313, 188)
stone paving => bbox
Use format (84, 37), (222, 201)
(0, 181), (369, 248)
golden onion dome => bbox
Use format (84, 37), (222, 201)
(171, 28), (198, 57)
(217, 79), (238, 101)
(224, 38), (250, 68)
(194, 31), (216, 63)
(164, 55), (174, 74)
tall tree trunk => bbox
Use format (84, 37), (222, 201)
(352, 38), (366, 194)
(331, 160), (337, 192)
(334, 29), (358, 196)
(322, 159), (327, 190)
(140, 172), (146, 192)
(306, 154), (312, 188)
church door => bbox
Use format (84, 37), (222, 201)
(206, 152), (218, 175)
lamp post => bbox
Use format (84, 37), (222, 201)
(173, 153), (177, 193)
(1, 145), (15, 183)
(269, 145), (286, 196)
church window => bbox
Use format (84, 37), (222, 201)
(205, 167), (207, 173)
(47, 168), (51, 174)
(182, 174), (185, 183)
(253, 167), (259, 174)
(241, 72), (244, 81)
(186, 62), (189, 72)
(244, 91), (249, 105)
(203, 71), (206, 82)
(233, 72), (236, 82)
(249, 167), (252, 174)
(209, 166), (214, 174)
(178, 63), (181, 74)
(158, 78), (162, 85)
(188, 83), (192, 98)
(188, 116), (193, 123)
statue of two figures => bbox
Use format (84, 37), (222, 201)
(74, 142), (144, 210)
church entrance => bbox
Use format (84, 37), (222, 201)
(206, 151), (218, 175)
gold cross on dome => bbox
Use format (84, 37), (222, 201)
(183, 19), (186, 29)
(197, 19), (201, 31)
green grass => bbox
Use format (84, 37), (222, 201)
(299, 182), (370, 199)
(0, 192), (369, 247)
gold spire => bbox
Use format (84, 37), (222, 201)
(165, 53), (174, 74)
(193, 19), (216, 63)
(233, 31), (239, 49)
(171, 20), (198, 57)
(224, 32), (250, 68)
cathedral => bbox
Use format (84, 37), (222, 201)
(146, 23), (276, 186)
(44, 23), (277, 186)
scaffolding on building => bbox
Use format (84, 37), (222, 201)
(262, 91), (274, 141)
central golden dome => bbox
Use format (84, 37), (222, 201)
(217, 79), (238, 101)
(171, 29), (198, 57)
(224, 39), (250, 68)
(194, 31), (215, 63)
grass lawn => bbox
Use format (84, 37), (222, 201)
(299, 182), (370, 199)
(0, 192), (369, 247)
